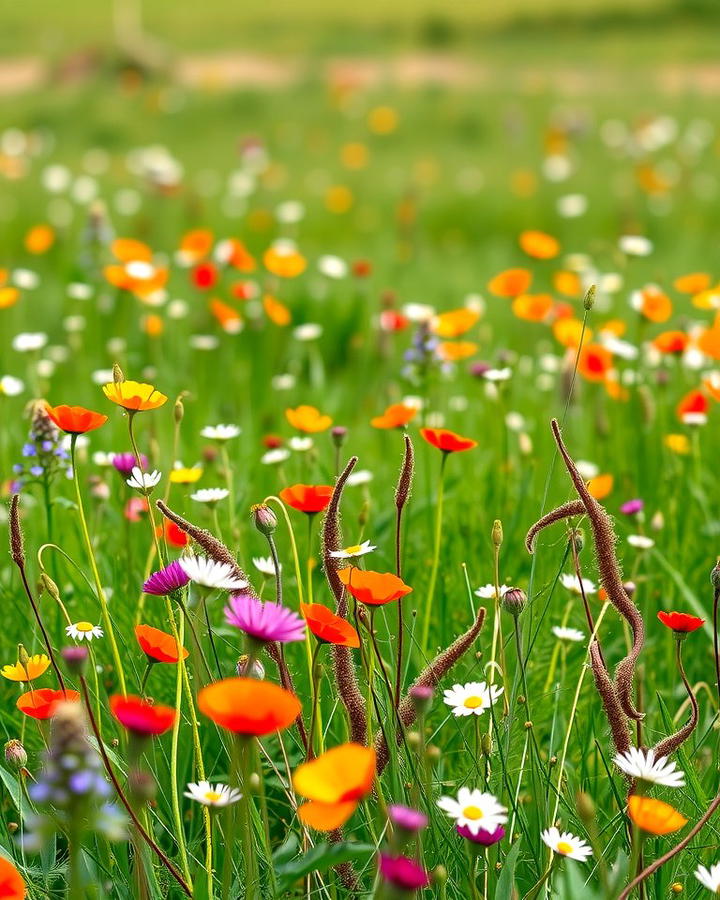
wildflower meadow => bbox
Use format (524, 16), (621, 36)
(2, 2), (720, 898)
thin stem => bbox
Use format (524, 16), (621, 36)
(394, 503), (404, 709)
(420, 452), (447, 654)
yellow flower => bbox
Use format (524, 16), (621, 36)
(1, 654), (50, 682)
(170, 466), (203, 485)
(103, 380), (167, 412)
(664, 433), (690, 455)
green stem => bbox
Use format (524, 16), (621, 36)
(420, 452), (447, 654)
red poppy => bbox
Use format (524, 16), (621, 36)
(45, 404), (108, 435)
(135, 624), (189, 664)
(420, 427), (477, 454)
(337, 566), (413, 607)
(198, 677), (301, 736)
(17, 688), (80, 720)
(657, 611), (704, 634)
(191, 262), (218, 290)
(676, 389), (708, 422)
(155, 519), (189, 548)
(110, 694), (176, 737)
(300, 602), (360, 647)
(0, 856), (25, 899)
(263, 434), (284, 449)
(280, 484), (333, 514)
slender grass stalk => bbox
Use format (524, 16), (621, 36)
(420, 452), (447, 654)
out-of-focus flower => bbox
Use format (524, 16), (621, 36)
(286, 405), (332, 433)
(126, 467), (162, 493)
(487, 268), (532, 298)
(169, 464), (203, 484)
(191, 487), (229, 504)
(560, 574), (597, 595)
(112, 452), (148, 478)
(552, 627), (585, 643)
(443, 682), (504, 717)
(198, 677), (301, 735)
(378, 853), (430, 891)
(201, 424), (241, 441)
(179, 555), (248, 592)
(388, 805), (428, 833)
(614, 748), (685, 787)
(541, 827), (592, 861)
(627, 535), (654, 549)
(110, 695), (176, 737)
(252, 556), (278, 577)
(696, 862), (720, 893)
(437, 789), (507, 836)
(293, 743), (376, 830)
(338, 567), (412, 606)
(474, 584), (509, 600)
(184, 781), (241, 808)
(224, 594), (305, 644)
(66, 622), (104, 641)
(17, 688), (81, 720)
(0, 856), (25, 898)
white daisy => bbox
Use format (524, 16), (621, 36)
(541, 827), (592, 861)
(289, 436), (313, 452)
(253, 556), (280, 577)
(184, 781), (241, 808)
(179, 555), (248, 592)
(552, 626), (585, 643)
(329, 541), (376, 560)
(483, 367), (513, 382)
(0, 375), (24, 396)
(613, 748), (685, 788)
(126, 467), (162, 493)
(443, 682), (504, 717)
(474, 584), (510, 600)
(190, 488), (229, 504)
(12, 332), (47, 353)
(261, 448), (291, 466)
(66, 621), (104, 642)
(347, 470), (373, 487)
(560, 574), (597, 595)
(627, 534), (654, 550)
(437, 788), (507, 836)
(619, 235), (653, 257)
(682, 412), (707, 427)
(200, 424), (241, 442)
(696, 862), (720, 893)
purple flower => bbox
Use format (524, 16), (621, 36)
(456, 823), (505, 846)
(224, 593), (305, 644)
(112, 452), (148, 478)
(143, 560), (191, 596)
(378, 854), (430, 890)
(388, 804), (428, 833)
(620, 498), (644, 516)
(469, 361), (492, 378)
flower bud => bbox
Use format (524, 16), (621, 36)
(251, 503), (277, 536)
(129, 770), (156, 802)
(40, 571), (62, 603)
(7, 823), (18, 834)
(331, 426), (347, 448)
(4, 740), (27, 771)
(17, 644), (29, 671)
(481, 732), (493, 757)
(502, 587), (526, 617)
(174, 397), (185, 424)
(491, 519), (503, 549)
(433, 866), (447, 885)
(409, 685), (433, 717)
(62, 645), (89, 675)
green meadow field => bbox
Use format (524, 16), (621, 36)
(1, 1), (720, 898)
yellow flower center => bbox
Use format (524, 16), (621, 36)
(344, 545), (363, 555)
(76, 622), (94, 632)
(462, 806), (484, 820)
(556, 841), (574, 855)
(204, 791), (223, 803)
(463, 695), (484, 709)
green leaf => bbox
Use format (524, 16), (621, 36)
(274, 841), (375, 893)
(495, 837), (522, 899)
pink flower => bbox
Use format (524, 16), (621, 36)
(378, 854), (430, 890)
(143, 560), (191, 596)
(224, 593), (305, 644)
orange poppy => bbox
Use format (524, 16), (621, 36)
(587, 474), (613, 500)
(209, 298), (243, 334)
(370, 403), (417, 429)
(45, 404), (108, 434)
(263, 294), (292, 326)
(553, 270), (582, 298)
(198, 677), (301, 735)
(221, 238), (256, 272)
(437, 341), (477, 362)
(512, 293), (554, 322)
(25, 223), (55, 255)
(112, 238), (152, 263)
(179, 229), (213, 264)
(337, 567), (412, 607)
(635, 287), (672, 323)
(286, 405), (332, 433)
(691, 288), (720, 310)
(676, 389), (708, 421)
(0, 856), (25, 899)
(553, 317), (590, 349)
(601, 319), (626, 338)
(110, 695), (176, 737)
(279, 484), (334, 515)
(300, 602), (360, 648)
(263, 244), (307, 278)
(420, 427), (477, 453)
(673, 272), (711, 294)
(652, 331), (690, 354)
(627, 796), (687, 836)
(0, 287), (20, 309)
(142, 314), (163, 338)
(17, 688), (80, 720)
(135, 624), (189, 664)
(696, 328), (720, 360)
(519, 230), (560, 260)
(577, 344), (612, 382)
(431, 308), (479, 338)
(293, 743), (376, 830)
(103, 380), (167, 412)
(487, 268), (532, 298)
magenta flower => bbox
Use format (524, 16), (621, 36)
(143, 560), (191, 596)
(388, 804), (428, 833)
(378, 854), (430, 890)
(112, 452), (148, 478)
(225, 593), (305, 644)
(620, 498), (644, 516)
(456, 823), (505, 845)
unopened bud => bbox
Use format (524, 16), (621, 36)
(671, 884), (683, 894)
(426, 745), (441, 763)
(433, 866), (447, 885)
(4, 740), (27, 771)
(62, 645), (89, 675)
(251, 503), (277, 536)
(249, 772), (261, 793)
(492, 520), (503, 549)
(17, 644), (29, 670)
(406, 731), (422, 749)
(409, 685), (433, 717)
(40, 571), (61, 603)
(129, 770), (156, 802)
(481, 733), (493, 757)
(331, 426), (347, 448)
(174, 397), (185, 424)
(502, 587), (526, 617)
(7, 823), (18, 834)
